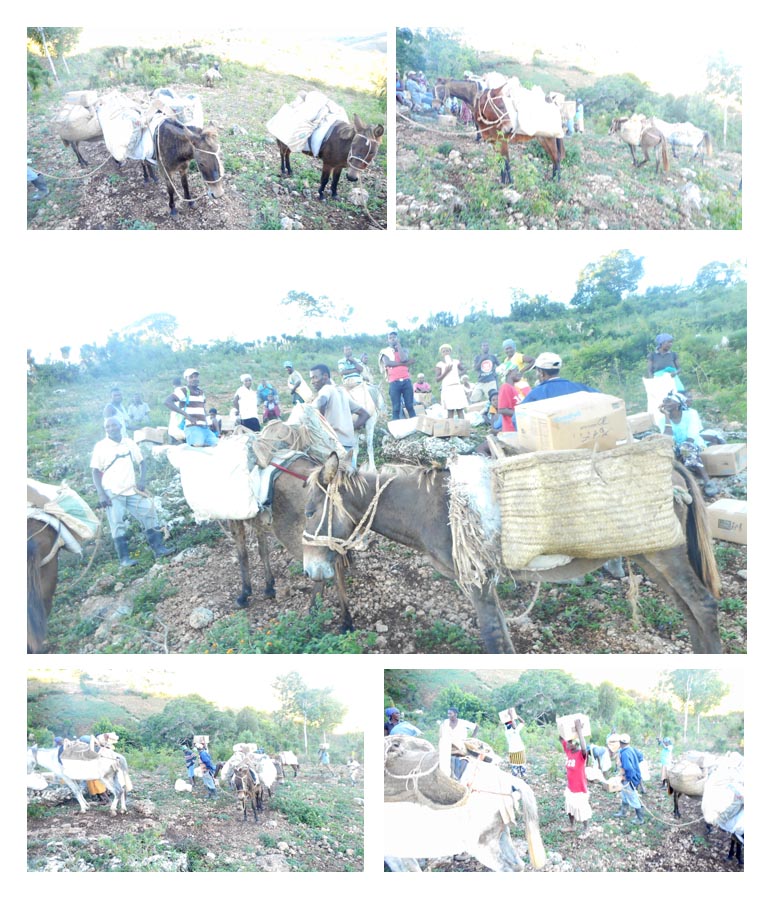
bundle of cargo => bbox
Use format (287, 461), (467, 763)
(492, 434), (683, 570)
(556, 713), (591, 741)
(707, 498), (747, 545)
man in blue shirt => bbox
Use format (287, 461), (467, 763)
(614, 733), (646, 824)
(519, 352), (599, 404)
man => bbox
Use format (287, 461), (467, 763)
(497, 367), (531, 432)
(285, 361), (307, 405)
(379, 331), (415, 420)
(615, 734), (646, 824)
(233, 374), (261, 432)
(337, 346), (364, 385)
(470, 340), (500, 403)
(439, 707), (478, 780)
(196, 741), (218, 798)
(103, 386), (129, 437)
(164, 368), (218, 447)
(496, 339), (535, 380)
(385, 707), (401, 736)
(126, 392), (151, 429)
(309, 363), (368, 453)
(91, 416), (172, 566)
(519, 352), (599, 404)
(560, 718), (592, 831)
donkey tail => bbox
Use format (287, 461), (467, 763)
(512, 777), (546, 870)
(676, 461), (721, 596)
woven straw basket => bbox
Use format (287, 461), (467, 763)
(492, 435), (683, 570)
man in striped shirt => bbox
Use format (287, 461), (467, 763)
(165, 368), (218, 447)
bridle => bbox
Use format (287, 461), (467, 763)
(302, 470), (397, 555)
(347, 132), (380, 172)
(477, 89), (510, 129)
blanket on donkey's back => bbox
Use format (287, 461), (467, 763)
(166, 435), (304, 522)
(266, 90), (349, 154)
(27, 478), (99, 546)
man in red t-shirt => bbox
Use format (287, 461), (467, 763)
(560, 718), (592, 831)
(379, 331), (416, 420)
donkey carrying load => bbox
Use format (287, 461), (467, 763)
(384, 734), (546, 872)
(267, 91), (383, 201)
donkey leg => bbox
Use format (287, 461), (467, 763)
(330, 168), (343, 200)
(634, 549), (722, 653)
(181, 173), (194, 209)
(470, 582), (515, 653)
(167, 181), (177, 217)
(229, 520), (253, 608)
(255, 529), (276, 599)
(318, 166), (331, 200)
(334, 557), (354, 633)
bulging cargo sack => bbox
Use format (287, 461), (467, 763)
(492, 435), (683, 570)
(27, 478), (100, 543)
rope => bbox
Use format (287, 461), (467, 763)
(302, 470), (397, 555)
(397, 108), (474, 137)
(31, 153), (116, 182)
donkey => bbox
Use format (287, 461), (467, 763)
(148, 118), (225, 216)
(277, 114), (384, 201)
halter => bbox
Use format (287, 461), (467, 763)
(302, 470), (397, 555)
(155, 117), (224, 202)
(477, 91), (509, 129)
(347, 133), (379, 172)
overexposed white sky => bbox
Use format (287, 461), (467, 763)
(26, 231), (745, 362)
(27, 658), (369, 733)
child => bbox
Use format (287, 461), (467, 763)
(503, 707), (527, 779)
(207, 407), (222, 437)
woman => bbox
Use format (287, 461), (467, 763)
(648, 333), (685, 392)
(655, 392), (719, 496)
(504, 708), (527, 779)
(435, 344), (468, 420)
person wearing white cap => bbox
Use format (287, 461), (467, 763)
(233, 374), (261, 432)
(614, 734), (646, 825)
(519, 352), (600, 404)
(164, 368), (218, 447)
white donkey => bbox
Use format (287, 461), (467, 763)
(28, 745), (131, 815)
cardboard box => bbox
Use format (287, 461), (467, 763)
(438, 114), (457, 127)
(416, 415), (437, 436)
(627, 411), (655, 434)
(496, 433), (521, 450)
(708, 498), (747, 545)
(133, 426), (166, 444)
(606, 775), (623, 793)
(414, 392), (433, 406)
(556, 713), (591, 741)
(513, 392), (628, 452)
(433, 418), (471, 438)
(701, 443), (747, 476)
(413, 402), (426, 416)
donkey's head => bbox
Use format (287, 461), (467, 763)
(345, 115), (384, 182)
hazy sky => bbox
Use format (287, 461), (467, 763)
(25, 231), (744, 362)
(27, 658), (370, 733)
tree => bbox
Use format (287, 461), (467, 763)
(281, 290), (332, 319)
(706, 53), (742, 148)
(493, 671), (596, 726)
(273, 672), (346, 756)
(668, 670), (729, 740)
(27, 28), (82, 81)
(570, 250), (644, 311)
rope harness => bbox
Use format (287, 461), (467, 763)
(302, 470), (397, 555)
(155, 118), (224, 204)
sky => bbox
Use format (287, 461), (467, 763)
(25, 231), (745, 363)
(27, 658), (369, 733)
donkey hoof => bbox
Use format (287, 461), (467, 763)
(235, 592), (252, 609)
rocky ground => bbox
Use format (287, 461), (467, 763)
(396, 109), (742, 230)
(27, 763), (363, 872)
(46, 427), (747, 656)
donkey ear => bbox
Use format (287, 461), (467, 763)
(374, 124), (385, 138)
(353, 113), (365, 131)
(321, 452), (340, 486)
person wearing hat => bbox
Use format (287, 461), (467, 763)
(519, 352), (599, 404)
(233, 374), (261, 432)
(647, 334), (685, 392)
(496, 339), (535, 380)
(657, 737), (674, 785)
(91, 416), (173, 566)
(655, 391), (719, 496)
(285, 362), (310, 405)
(503, 707), (528, 779)
(413, 373), (432, 394)
(435, 343), (468, 420)
(388, 707), (423, 737)
(384, 707), (401, 735)
(164, 368), (218, 447)
(439, 707), (478, 780)
(379, 331), (416, 420)
(559, 717), (592, 831)
(614, 733), (646, 824)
